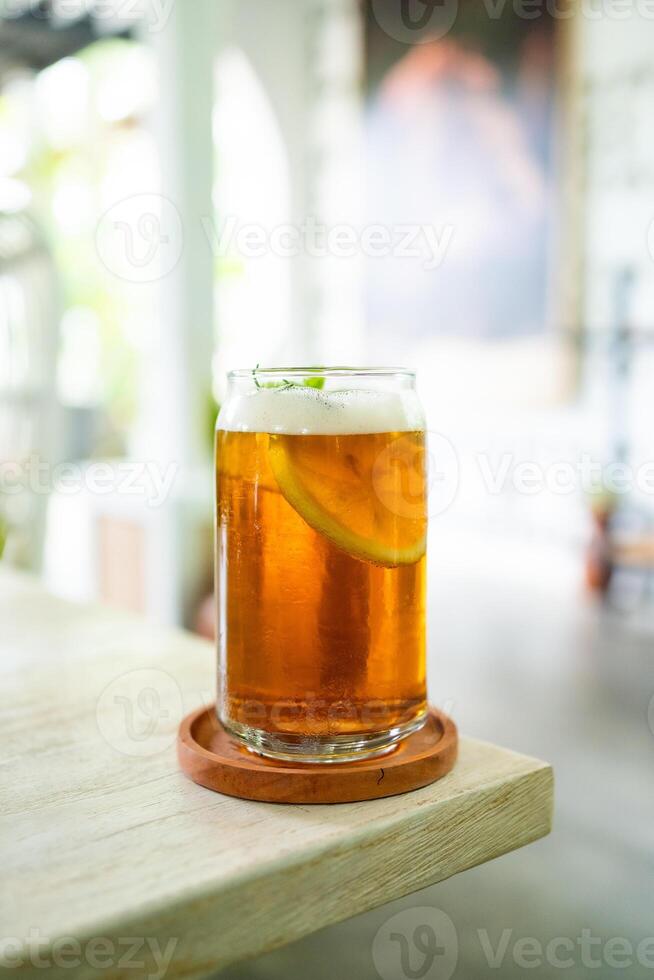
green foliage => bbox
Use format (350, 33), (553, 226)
(0, 514), (7, 559)
(2, 38), (142, 452)
(207, 391), (220, 449)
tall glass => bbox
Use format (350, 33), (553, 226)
(215, 367), (427, 763)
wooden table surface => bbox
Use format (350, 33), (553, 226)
(0, 569), (553, 979)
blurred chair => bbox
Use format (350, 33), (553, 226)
(0, 206), (60, 571)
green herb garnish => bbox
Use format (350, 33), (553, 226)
(252, 365), (325, 391)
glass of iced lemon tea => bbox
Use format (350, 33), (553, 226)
(215, 367), (427, 763)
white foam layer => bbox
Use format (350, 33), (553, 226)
(217, 386), (425, 435)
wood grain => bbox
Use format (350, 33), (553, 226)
(0, 569), (553, 979)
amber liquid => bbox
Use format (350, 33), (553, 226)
(216, 429), (427, 756)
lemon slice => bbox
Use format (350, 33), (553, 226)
(268, 433), (426, 567)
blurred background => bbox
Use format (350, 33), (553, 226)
(1, 0), (653, 977)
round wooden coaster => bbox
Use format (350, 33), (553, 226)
(177, 706), (458, 804)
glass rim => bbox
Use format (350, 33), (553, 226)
(227, 366), (415, 380)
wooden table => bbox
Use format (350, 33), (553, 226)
(0, 570), (553, 979)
